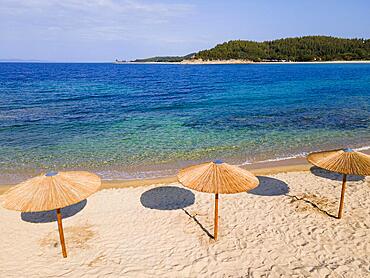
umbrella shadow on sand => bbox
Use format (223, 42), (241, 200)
(140, 186), (195, 210)
(140, 186), (214, 239)
(310, 166), (364, 181)
(21, 200), (87, 223)
(248, 176), (289, 196)
(248, 176), (338, 218)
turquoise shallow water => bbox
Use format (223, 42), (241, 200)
(0, 63), (369, 183)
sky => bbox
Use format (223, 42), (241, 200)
(1, 0), (370, 62)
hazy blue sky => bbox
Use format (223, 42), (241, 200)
(1, 0), (369, 62)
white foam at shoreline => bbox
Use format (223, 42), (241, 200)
(354, 145), (370, 151)
(240, 145), (370, 166)
(1, 146), (369, 185)
(239, 152), (308, 166)
(97, 145), (370, 180)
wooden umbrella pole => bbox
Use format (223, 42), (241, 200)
(337, 174), (347, 219)
(214, 193), (219, 240)
(56, 208), (67, 258)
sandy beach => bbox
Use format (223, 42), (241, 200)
(0, 167), (369, 277)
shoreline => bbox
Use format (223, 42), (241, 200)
(0, 158), (310, 195)
(0, 149), (368, 195)
(99, 157), (311, 191)
(0, 156), (332, 195)
(117, 60), (370, 65)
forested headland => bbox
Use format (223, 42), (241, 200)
(132, 36), (370, 62)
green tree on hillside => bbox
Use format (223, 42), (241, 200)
(194, 36), (370, 62)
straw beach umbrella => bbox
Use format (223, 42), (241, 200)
(177, 160), (259, 240)
(1, 171), (101, 258)
(307, 148), (370, 219)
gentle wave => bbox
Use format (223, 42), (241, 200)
(240, 145), (370, 166)
(239, 153), (308, 166)
(97, 145), (370, 180)
(354, 145), (370, 151)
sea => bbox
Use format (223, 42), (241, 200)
(0, 63), (369, 184)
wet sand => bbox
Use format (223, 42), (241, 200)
(0, 156), (312, 195)
(2, 150), (370, 194)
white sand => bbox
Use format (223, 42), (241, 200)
(0, 171), (369, 277)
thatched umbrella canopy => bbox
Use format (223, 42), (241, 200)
(1, 171), (101, 258)
(307, 148), (370, 218)
(178, 160), (259, 240)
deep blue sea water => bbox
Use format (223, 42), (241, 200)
(0, 63), (369, 183)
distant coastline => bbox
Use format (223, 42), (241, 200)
(119, 35), (370, 64)
(115, 59), (370, 65)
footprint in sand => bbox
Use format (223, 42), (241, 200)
(39, 224), (95, 250)
(289, 194), (337, 216)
